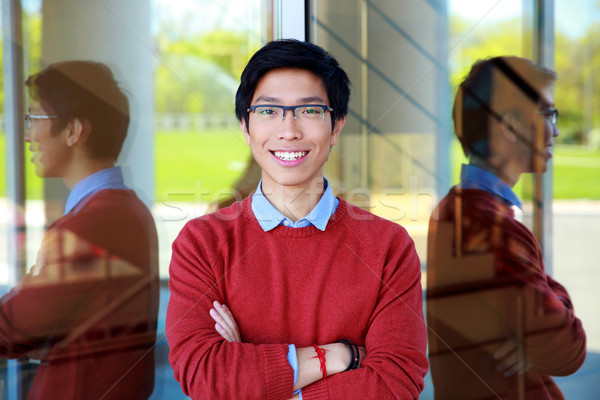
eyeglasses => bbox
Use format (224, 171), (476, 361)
(247, 104), (333, 124)
(24, 114), (59, 130)
(535, 108), (559, 125)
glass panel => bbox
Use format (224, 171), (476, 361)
(0, 0), (268, 398)
(309, 0), (596, 398)
(552, 0), (600, 395)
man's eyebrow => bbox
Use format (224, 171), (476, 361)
(253, 95), (327, 105)
(299, 96), (326, 104)
(253, 95), (281, 104)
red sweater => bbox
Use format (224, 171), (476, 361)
(0, 189), (159, 400)
(426, 188), (586, 399)
(167, 197), (428, 399)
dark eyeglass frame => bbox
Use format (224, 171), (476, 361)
(24, 114), (59, 130)
(247, 104), (333, 121)
(535, 108), (559, 125)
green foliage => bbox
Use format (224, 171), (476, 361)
(554, 26), (600, 144)
(154, 29), (261, 113)
(449, 16), (524, 91)
(449, 14), (600, 147)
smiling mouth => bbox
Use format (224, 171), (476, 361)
(272, 151), (308, 160)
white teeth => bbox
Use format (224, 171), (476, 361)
(274, 151), (308, 160)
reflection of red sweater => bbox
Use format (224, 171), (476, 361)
(167, 197), (428, 400)
(427, 188), (586, 400)
(0, 189), (159, 400)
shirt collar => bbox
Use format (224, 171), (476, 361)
(65, 166), (129, 215)
(251, 178), (339, 232)
(459, 164), (523, 209)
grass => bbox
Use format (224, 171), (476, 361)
(155, 128), (251, 203)
(1, 131), (598, 201)
(553, 146), (600, 199)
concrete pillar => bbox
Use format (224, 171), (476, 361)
(40, 0), (154, 220)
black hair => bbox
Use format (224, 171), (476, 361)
(25, 60), (129, 161)
(453, 56), (556, 159)
(235, 39), (350, 130)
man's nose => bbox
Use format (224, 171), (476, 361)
(553, 124), (560, 138)
(278, 110), (301, 140)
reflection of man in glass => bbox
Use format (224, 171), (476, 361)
(166, 39), (428, 399)
(426, 56), (586, 399)
(0, 61), (159, 399)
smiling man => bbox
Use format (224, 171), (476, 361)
(166, 39), (428, 399)
(426, 56), (586, 399)
(0, 61), (159, 399)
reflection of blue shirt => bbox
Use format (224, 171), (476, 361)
(459, 164), (522, 209)
(251, 177), (338, 399)
(64, 167), (129, 215)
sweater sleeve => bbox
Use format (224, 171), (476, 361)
(166, 222), (294, 400)
(498, 227), (587, 377)
(302, 228), (429, 400)
(0, 228), (148, 358)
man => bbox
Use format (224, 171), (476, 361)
(0, 61), (159, 399)
(426, 56), (586, 399)
(166, 39), (428, 399)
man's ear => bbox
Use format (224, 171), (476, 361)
(499, 113), (520, 144)
(240, 119), (251, 146)
(65, 118), (92, 147)
(330, 116), (346, 147)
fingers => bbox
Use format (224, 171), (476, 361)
(494, 338), (531, 376)
(493, 338), (517, 360)
(209, 301), (241, 342)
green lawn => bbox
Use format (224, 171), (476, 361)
(553, 146), (600, 199)
(1, 132), (598, 200)
(155, 129), (251, 203)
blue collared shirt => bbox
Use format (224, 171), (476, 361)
(251, 178), (339, 232)
(459, 164), (522, 209)
(251, 177), (338, 399)
(64, 166), (129, 215)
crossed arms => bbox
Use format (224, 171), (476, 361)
(165, 218), (429, 400)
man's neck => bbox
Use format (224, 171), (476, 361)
(260, 178), (326, 223)
(469, 157), (520, 188)
(63, 158), (115, 190)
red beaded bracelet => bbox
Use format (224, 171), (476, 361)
(311, 344), (328, 379)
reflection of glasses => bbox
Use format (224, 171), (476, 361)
(25, 114), (59, 130)
(247, 104), (333, 124)
(535, 108), (559, 125)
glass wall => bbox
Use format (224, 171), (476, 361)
(552, 0), (600, 395)
(1, 0), (268, 398)
(308, 0), (598, 398)
(1, 0), (598, 398)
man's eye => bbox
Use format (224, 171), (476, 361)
(303, 107), (321, 115)
(258, 107), (277, 116)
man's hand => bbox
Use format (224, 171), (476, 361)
(494, 338), (532, 376)
(209, 301), (241, 342)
